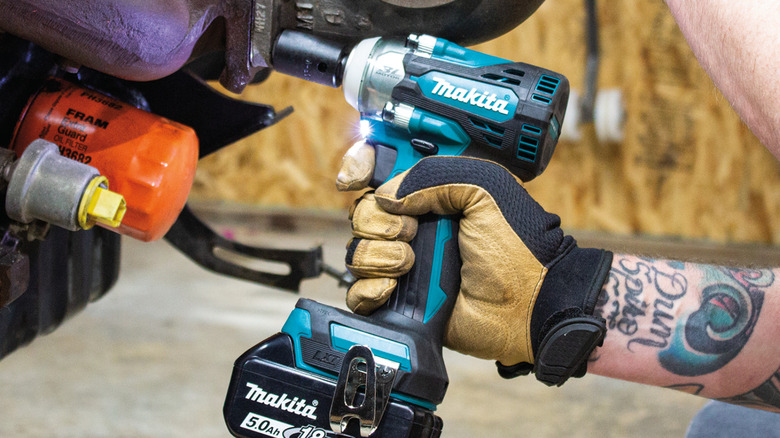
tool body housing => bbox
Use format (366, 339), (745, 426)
(225, 32), (569, 438)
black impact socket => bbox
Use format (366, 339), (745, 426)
(271, 30), (349, 88)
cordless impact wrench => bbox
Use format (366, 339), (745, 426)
(224, 30), (569, 438)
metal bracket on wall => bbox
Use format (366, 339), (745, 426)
(165, 206), (323, 292)
(128, 69), (292, 158)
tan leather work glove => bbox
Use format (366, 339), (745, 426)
(337, 142), (612, 386)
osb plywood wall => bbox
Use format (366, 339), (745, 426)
(190, 0), (780, 244)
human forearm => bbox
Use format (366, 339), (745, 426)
(589, 255), (780, 411)
(664, 0), (780, 157)
(337, 152), (780, 403)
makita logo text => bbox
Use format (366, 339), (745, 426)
(244, 383), (318, 420)
(430, 76), (510, 115)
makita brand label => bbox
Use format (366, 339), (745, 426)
(416, 71), (518, 122)
(245, 383), (319, 420)
(430, 76), (510, 115)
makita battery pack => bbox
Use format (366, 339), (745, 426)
(224, 333), (443, 438)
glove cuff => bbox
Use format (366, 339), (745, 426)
(531, 246), (612, 352)
(497, 246), (612, 385)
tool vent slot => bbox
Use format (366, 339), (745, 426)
(503, 69), (526, 78)
(481, 73), (521, 86)
(484, 135), (503, 148)
(522, 124), (543, 135)
(517, 135), (539, 162)
(535, 75), (560, 95)
(471, 118), (506, 135)
(531, 94), (552, 105)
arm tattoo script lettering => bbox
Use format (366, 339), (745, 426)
(595, 258), (770, 377)
(595, 257), (688, 351)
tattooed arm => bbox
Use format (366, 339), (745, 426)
(589, 255), (780, 412)
(337, 151), (780, 409)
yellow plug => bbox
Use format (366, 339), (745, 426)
(78, 176), (127, 229)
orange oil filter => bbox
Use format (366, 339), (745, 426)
(11, 78), (199, 241)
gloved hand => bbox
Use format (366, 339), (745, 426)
(337, 141), (613, 386)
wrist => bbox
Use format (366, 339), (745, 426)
(497, 244), (613, 386)
(531, 245), (613, 350)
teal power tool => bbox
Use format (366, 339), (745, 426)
(223, 30), (569, 438)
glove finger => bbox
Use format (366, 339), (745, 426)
(336, 140), (375, 192)
(351, 193), (417, 241)
(346, 278), (396, 315)
(345, 238), (414, 278)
